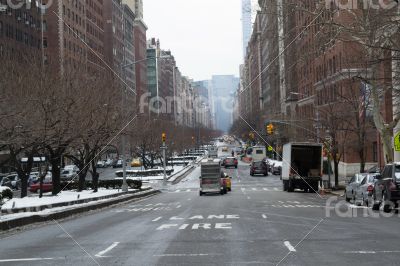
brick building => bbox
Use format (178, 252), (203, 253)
(0, 0), (43, 58)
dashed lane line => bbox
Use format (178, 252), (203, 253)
(95, 242), (120, 258)
(284, 241), (296, 252)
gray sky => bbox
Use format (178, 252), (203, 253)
(144, 0), (242, 81)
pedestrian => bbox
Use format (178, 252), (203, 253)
(231, 150), (235, 157)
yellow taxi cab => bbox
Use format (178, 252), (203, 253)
(221, 172), (232, 192)
(130, 158), (142, 167)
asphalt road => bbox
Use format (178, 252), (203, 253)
(2, 153), (400, 265)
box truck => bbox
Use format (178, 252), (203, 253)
(282, 143), (323, 193)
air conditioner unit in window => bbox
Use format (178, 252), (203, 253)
(25, 21), (29, 25)
(17, 17), (21, 21)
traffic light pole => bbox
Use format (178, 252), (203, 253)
(162, 142), (167, 187)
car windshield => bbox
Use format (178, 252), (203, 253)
(253, 162), (262, 167)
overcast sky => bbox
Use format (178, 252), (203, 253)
(144, 0), (243, 81)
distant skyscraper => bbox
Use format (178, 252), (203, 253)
(242, 0), (252, 59)
(211, 75), (239, 133)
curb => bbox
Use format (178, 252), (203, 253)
(171, 165), (196, 185)
(0, 189), (160, 231)
(1, 187), (152, 214)
(326, 190), (344, 197)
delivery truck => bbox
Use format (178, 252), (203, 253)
(282, 143), (323, 193)
(199, 159), (224, 196)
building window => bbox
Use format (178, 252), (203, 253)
(43, 38), (47, 48)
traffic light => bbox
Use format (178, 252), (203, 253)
(249, 132), (254, 140)
(267, 124), (274, 135)
(162, 133), (166, 142)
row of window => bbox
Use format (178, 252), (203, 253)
(0, 21), (41, 48)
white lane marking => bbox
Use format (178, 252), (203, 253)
(262, 214), (267, 219)
(175, 190), (181, 193)
(252, 188), (257, 191)
(186, 189), (191, 192)
(152, 217), (162, 222)
(247, 196), (251, 200)
(154, 253), (217, 257)
(0, 258), (59, 262)
(344, 251), (376, 254)
(274, 188), (279, 191)
(284, 241), (296, 252)
(176, 205), (181, 209)
(187, 198), (191, 201)
(95, 242), (120, 258)
(263, 188), (269, 191)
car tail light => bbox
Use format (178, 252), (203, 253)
(389, 181), (397, 191)
(367, 185), (374, 192)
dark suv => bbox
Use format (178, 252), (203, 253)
(372, 162), (400, 212)
(250, 161), (268, 176)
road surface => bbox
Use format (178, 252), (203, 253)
(1, 148), (400, 265)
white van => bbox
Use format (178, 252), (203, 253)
(251, 146), (266, 162)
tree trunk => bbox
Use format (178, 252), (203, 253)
(91, 160), (99, 193)
(50, 156), (62, 195)
(334, 159), (339, 188)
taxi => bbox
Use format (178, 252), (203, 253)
(221, 172), (232, 192)
(130, 158), (143, 167)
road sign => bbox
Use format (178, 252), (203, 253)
(394, 132), (400, 152)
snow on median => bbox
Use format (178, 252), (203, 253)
(1, 188), (142, 214)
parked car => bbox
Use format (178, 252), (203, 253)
(344, 173), (367, 202)
(96, 160), (106, 168)
(271, 161), (282, 175)
(105, 159), (113, 167)
(355, 173), (381, 206)
(250, 161), (268, 176)
(0, 174), (21, 190)
(112, 159), (123, 168)
(61, 169), (77, 181)
(372, 162), (400, 212)
(64, 165), (79, 173)
(29, 178), (53, 193)
(223, 157), (238, 168)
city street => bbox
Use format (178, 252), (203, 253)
(1, 151), (400, 266)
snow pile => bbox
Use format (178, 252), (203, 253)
(1, 188), (138, 211)
(0, 186), (12, 193)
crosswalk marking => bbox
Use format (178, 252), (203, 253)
(167, 187), (283, 193)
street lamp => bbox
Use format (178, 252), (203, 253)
(119, 55), (172, 192)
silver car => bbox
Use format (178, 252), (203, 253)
(354, 173), (381, 206)
(344, 173), (367, 202)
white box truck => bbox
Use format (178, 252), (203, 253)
(199, 159), (224, 196)
(282, 143), (323, 193)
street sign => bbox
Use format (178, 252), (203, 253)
(394, 132), (400, 152)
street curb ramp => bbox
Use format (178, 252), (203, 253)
(0, 188), (160, 231)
